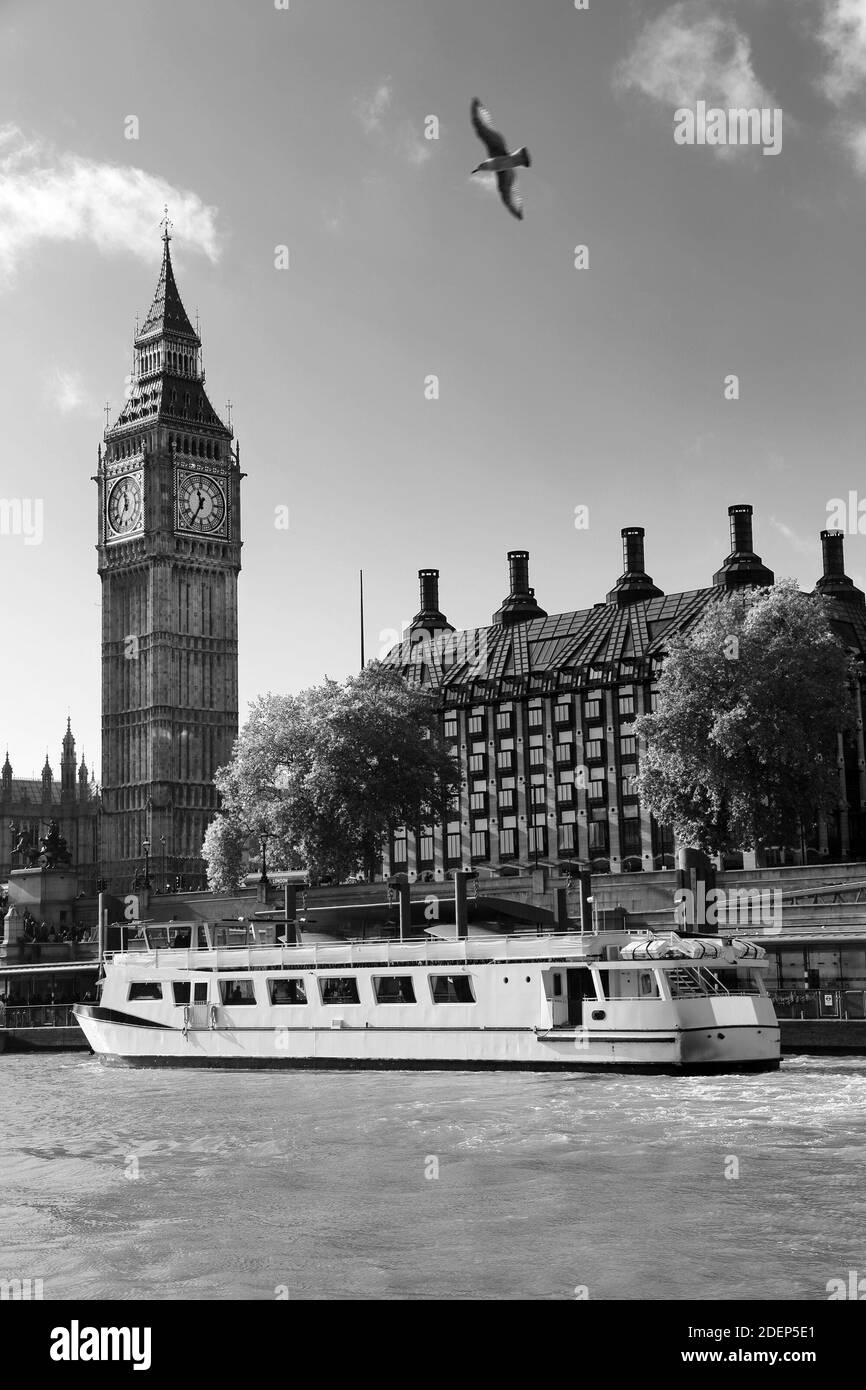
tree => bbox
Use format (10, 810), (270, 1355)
(202, 663), (459, 889)
(634, 580), (855, 858)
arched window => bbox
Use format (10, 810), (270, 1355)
(191, 439), (197, 456)
(184, 436), (190, 454)
(214, 444), (220, 461)
(206, 441), (212, 459)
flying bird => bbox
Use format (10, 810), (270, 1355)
(470, 98), (531, 220)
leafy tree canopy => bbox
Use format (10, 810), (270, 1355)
(634, 580), (855, 856)
(202, 663), (459, 890)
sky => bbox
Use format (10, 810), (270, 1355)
(3, 0), (866, 777)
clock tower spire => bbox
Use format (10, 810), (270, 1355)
(98, 227), (242, 891)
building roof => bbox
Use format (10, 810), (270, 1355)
(138, 233), (199, 342)
(383, 585), (866, 703)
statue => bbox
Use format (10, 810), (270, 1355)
(9, 822), (39, 868)
(38, 819), (71, 870)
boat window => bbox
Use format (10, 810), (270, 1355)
(269, 978), (307, 1005)
(430, 975), (475, 1004)
(171, 982), (208, 1004)
(374, 976), (416, 1004)
(320, 977), (361, 1004)
(219, 979), (257, 1006)
(128, 982), (163, 1001)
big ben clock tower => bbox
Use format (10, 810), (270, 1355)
(98, 224), (242, 890)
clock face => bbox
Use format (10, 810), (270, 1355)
(107, 475), (143, 536)
(177, 473), (227, 535)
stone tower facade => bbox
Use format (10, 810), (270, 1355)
(97, 229), (242, 891)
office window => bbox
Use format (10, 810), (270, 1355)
(446, 831), (461, 862)
(529, 747), (544, 767)
(392, 833), (408, 864)
(558, 823), (575, 853)
(499, 786), (515, 809)
(531, 784), (546, 806)
(620, 734), (637, 758)
(528, 706), (543, 728)
(419, 832), (434, 862)
(528, 824), (547, 856)
(444, 714), (458, 740)
(589, 768), (606, 800)
(496, 709), (513, 732)
(621, 769), (639, 798)
(589, 818), (608, 851)
(555, 741), (573, 765)
(470, 791), (486, 811)
(469, 753), (485, 773)
(585, 692), (602, 719)
(619, 687), (635, 717)
(648, 684), (660, 713)
(468, 714), (485, 736)
(471, 830), (489, 859)
(499, 828), (516, 856)
(621, 807), (642, 856)
(497, 750), (514, 772)
(555, 700), (571, 724)
(556, 781), (574, 805)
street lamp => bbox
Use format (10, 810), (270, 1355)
(142, 837), (150, 890)
(260, 836), (269, 889)
(160, 836), (166, 892)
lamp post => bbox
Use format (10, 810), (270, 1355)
(260, 837), (269, 889)
(142, 837), (151, 891)
(160, 836), (166, 892)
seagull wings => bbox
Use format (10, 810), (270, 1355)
(497, 168), (523, 220)
(471, 98), (508, 158)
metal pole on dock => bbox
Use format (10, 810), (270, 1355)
(97, 890), (107, 964)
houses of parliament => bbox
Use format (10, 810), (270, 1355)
(2, 228), (242, 892)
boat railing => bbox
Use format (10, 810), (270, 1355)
(0, 1004), (78, 1029)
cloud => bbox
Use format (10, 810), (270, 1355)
(355, 83), (436, 166)
(356, 83), (393, 135)
(44, 366), (100, 418)
(815, 0), (866, 104)
(397, 122), (434, 167)
(615, 3), (773, 111)
(0, 125), (221, 286)
(769, 517), (816, 559)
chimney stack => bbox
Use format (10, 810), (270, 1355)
(712, 504), (774, 591)
(729, 505), (754, 556)
(409, 567), (454, 636)
(606, 527), (663, 607)
(492, 550), (548, 627)
(815, 530), (865, 607)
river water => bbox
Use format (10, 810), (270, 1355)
(0, 1054), (862, 1301)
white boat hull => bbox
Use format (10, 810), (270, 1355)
(74, 1004), (780, 1073)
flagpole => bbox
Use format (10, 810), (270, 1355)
(359, 569), (365, 670)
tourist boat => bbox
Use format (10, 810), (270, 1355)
(74, 918), (780, 1072)
(0, 961), (99, 1053)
